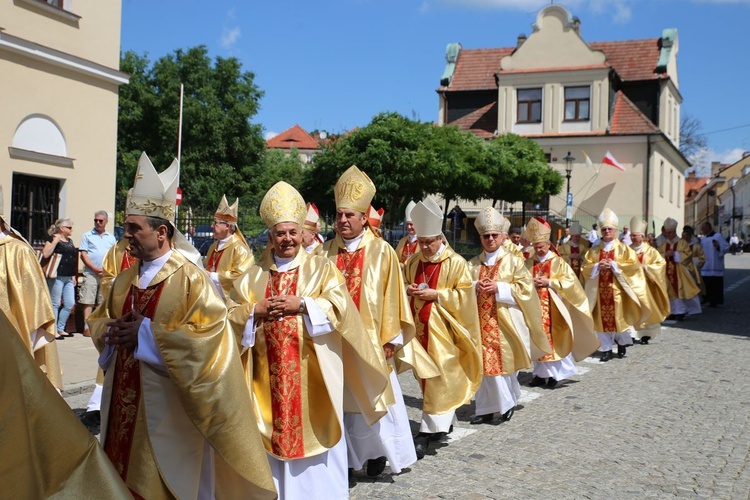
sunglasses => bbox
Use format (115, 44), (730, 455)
(94, 219), (106, 223)
(482, 233), (501, 240)
(62, 226), (73, 229)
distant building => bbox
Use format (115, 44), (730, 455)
(692, 153), (750, 238)
(436, 4), (689, 233)
(0, 0), (128, 245)
(266, 124), (322, 164)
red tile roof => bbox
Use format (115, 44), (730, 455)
(447, 101), (498, 139)
(266, 124), (320, 150)
(441, 38), (665, 92)
(609, 91), (660, 134)
(684, 173), (710, 196)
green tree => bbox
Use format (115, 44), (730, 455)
(116, 46), (265, 213)
(301, 112), (488, 221)
(481, 134), (562, 205)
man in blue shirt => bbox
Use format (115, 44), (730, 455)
(79, 210), (117, 336)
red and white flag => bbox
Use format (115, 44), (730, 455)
(602, 151), (625, 171)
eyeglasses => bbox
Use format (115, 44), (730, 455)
(600, 227), (616, 232)
(62, 226), (73, 229)
(94, 219), (105, 223)
(213, 219), (229, 226)
(482, 233), (501, 240)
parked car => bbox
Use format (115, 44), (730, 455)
(192, 224), (214, 256)
(251, 228), (270, 251)
(384, 222), (406, 246)
(114, 225), (125, 241)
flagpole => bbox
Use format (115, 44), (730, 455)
(176, 83), (184, 223)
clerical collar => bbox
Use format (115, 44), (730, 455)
(632, 243), (644, 252)
(602, 239), (616, 251)
(408, 234), (417, 243)
(570, 240), (579, 248)
(273, 254), (295, 272)
(667, 237), (680, 244)
(483, 247), (503, 266)
(427, 243), (446, 262)
(304, 244), (316, 254)
(139, 250), (172, 289)
(342, 230), (365, 253)
(217, 234), (232, 251)
(535, 250), (554, 262)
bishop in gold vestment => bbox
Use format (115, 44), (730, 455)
(228, 181), (389, 499)
(558, 223), (591, 284)
(467, 210), (552, 424)
(205, 195), (255, 300)
(0, 196), (63, 390)
(394, 200), (420, 267)
(629, 217), (670, 344)
(314, 168), (437, 475)
(658, 217), (701, 319)
(582, 209), (651, 362)
(88, 153), (276, 499)
(523, 218), (599, 387)
(406, 198), (482, 459)
(0, 309), (130, 498)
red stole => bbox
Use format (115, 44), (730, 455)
(664, 242), (679, 295)
(533, 259), (555, 362)
(598, 249), (617, 332)
(205, 247), (224, 273)
(335, 247), (366, 310)
(103, 282), (165, 493)
(400, 240), (418, 263)
(120, 249), (136, 272)
(410, 261), (442, 354)
(476, 259), (504, 375)
(263, 269), (304, 459)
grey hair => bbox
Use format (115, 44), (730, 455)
(94, 210), (108, 220)
(48, 218), (73, 235)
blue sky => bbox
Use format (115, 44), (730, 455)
(121, 0), (750, 172)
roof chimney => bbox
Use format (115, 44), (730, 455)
(517, 34), (527, 48)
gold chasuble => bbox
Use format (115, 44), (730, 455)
(0, 310), (131, 498)
(685, 237), (706, 294)
(315, 228), (439, 382)
(88, 251), (276, 499)
(658, 239), (701, 300)
(524, 254), (599, 362)
(632, 243), (670, 325)
(503, 239), (525, 259)
(559, 239), (590, 284)
(395, 235), (419, 264)
(0, 233), (63, 389)
(467, 249), (551, 376)
(405, 245), (483, 415)
(101, 238), (137, 306)
(228, 249), (390, 460)
(582, 240), (651, 333)
(205, 231), (255, 298)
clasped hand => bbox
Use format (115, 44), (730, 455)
(533, 276), (550, 288)
(599, 258), (613, 270)
(406, 284), (438, 302)
(256, 295), (303, 320)
(475, 278), (498, 295)
(105, 310), (145, 349)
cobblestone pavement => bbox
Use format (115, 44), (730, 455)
(65, 257), (750, 499)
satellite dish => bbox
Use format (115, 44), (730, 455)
(320, 131), (327, 139)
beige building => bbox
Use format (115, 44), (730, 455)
(691, 153), (750, 239)
(437, 4), (689, 234)
(0, 0), (128, 245)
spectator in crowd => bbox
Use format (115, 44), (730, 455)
(41, 218), (78, 340)
(78, 210), (117, 337)
(700, 222), (730, 307)
(587, 223), (600, 245)
(729, 232), (740, 255)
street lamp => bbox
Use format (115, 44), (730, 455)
(563, 151), (575, 227)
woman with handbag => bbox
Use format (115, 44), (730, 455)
(42, 218), (78, 340)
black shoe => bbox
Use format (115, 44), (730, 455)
(674, 314), (685, 321)
(546, 378), (558, 388)
(666, 314), (676, 320)
(414, 434), (429, 460)
(640, 336), (650, 345)
(617, 345), (627, 358)
(470, 414), (493, 425)
(366, 456), (387, 477)
(55, 335), (66, 340)
(529, 376), (546, 387)
(500, 408), (515, 422)
(600, 350), (613, 362)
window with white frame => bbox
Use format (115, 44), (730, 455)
(564, 86), (590, 122)
(517, 88), (542, 124)
(670, 168), (674, 203)
(660, 161), (665, 198)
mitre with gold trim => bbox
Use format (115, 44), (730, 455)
(126, 152), (178, 223)
(215, 195), (239, 223)
(303, 203), (320, 231)
(630, 216), (647, 235)
(525, 217), (551, 244)
(598, 208), (619, 230)
(474, 207), (505, 235)
(260, 182), (307, 228)
(334, 165), (376, 214)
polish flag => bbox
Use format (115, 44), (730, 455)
(602, 151), (625, 171)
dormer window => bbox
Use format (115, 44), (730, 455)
(517, 88), (542, 123)
(564, 86), (590, 121)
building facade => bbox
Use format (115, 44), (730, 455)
(0, 0), (128, 245)
(437, 4), (689, 234)
(266, 124), (322, 164)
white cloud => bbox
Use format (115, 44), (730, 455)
(689, 147), (747, 176)
(220, 27), (241, 49)
(264, 131), (279, 140)
(430, 0), (635, 23)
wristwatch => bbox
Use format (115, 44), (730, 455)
(298, 298), (306, 313)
